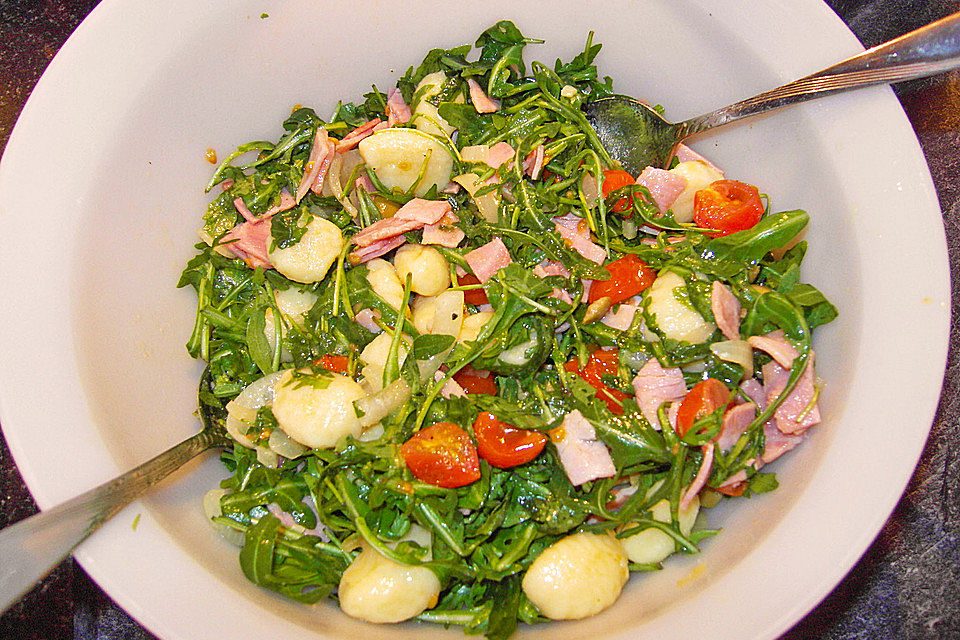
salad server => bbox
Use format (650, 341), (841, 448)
(585, 11), (960, 173)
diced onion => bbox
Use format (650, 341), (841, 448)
(268, 427), (309, 459)
(710, 339), (754, 378)
(202, 488), (246, 546)
(453, 173), (499, 222)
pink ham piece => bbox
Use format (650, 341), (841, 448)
(762, 354), (821, 435)
(337, 118), (382, 152)
(711, 280), (741, 340)
(355, 173), (376, 194)
(749, 330), (799, 369)
(296, 128), (335, 202)
(349, 235), (407, 264)
(636, 167), (687, 215)
(462, 142), (516, 168)
(680, 444), (714, 510)
(422, 212), (465, 248)
(553, 213), (606, 264)
(715, 402), (756, 451)
(351, 198), (452, 248)
(600, 303), (638, 331)
(533, 261), (574, 305)
(674, 144), (723, 172)
(354, 308), (382, 333)
(550, 409), (616, 486)
(739, 377), (765, 406)
(464, 238), (513, 283)
(761, 422), (804, 464)
(441, 182), (462, 194)
(523, 145), (546, 180)
(221, 218), (273, 270)
(386, 87), (411, 127)
(234, 190), (297, 224)
(435, 370), (467, 399)
(467, 78), (500, 113)
(632, 358), (687, 429)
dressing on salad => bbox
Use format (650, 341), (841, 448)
(179, 20), (837, 638)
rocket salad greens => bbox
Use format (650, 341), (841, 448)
(179, 20), (837, 638)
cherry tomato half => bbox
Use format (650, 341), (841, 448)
(453, 372), (498, 395)
(473, 412), (547, 468)
(588, 254), (657, 305)
(457, 273), (489, 306)
(602, 169), (636, 213)
(676, 378), (731, 437)
(399, 422), (481, 489)
(693, 179), (764, 237)
(564, 348), (629, 415)
(314, 354), (350, 374)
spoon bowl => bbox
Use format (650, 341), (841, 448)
(585, 11), (960, 175)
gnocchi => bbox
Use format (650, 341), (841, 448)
(365, 258), (406, 310)
(393, 244), (450, 296)
(266, 215), (344, 284)
(667, 160), (725, 223)
(358, 331), (410, 393)
(338, 543), (441, 624)
(410, 70), (459, 137)
(271, 369), (367, 449)
(646, 270), (716, 344)
(521, 532), (629, 620)
(457, 310), (495, 343)
(358, 128), (454, 197)
(620, 496), (700, 565)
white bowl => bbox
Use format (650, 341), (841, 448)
(0, 1), (949, 639)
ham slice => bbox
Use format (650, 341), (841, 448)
(711, 280), (741, 340)
(435, 370), (467, 399)
(421, 212), (465, 248)
(600, 303), (638, 331)
(739, 378), (765, 406)
(551, 410), (617, 486)
(715, 402), (756, 451)
(636, 167), (687, 215)
(749, 330), (799, 369)
(351, 198), (452, 248)
(674, 144), (722, 172)
(337, 118), (382, 152)
(632, 358), (687, 428)
(680, 444), (714, 510)
(553, 213), (606, 264)
(761, 422), (804, 464)
(233, 190), (297, 224)
(296, 128), (335, 202)
(467, 78), (500, 113)
(533, 261), (574, 305)
(349, 235), (406, 264)
(523, 145), (545, 180)
(763, 354), (821, 435)
(221, 218), (273, 269)
(386, 87), (411, 127)
(464, 238), (513, 283)
(461, 142), (516, 168)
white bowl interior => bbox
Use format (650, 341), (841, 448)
(0, 1), (949, 639)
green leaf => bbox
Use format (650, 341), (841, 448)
(701, 210), (809, 277)
(412, 333), (456, 360)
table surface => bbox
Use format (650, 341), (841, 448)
(1, 0), (959, 638)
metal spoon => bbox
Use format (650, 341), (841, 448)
(584, 11), (960, 174)
(0, 369), (230, 613)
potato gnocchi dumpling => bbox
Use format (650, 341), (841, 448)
(393, 244), (450, 297)
(646, 270), (716, 343)
(338, 544), (441, 624)
(620, 496), (700, 565)
(365, 258), (406, 310)
(410, 70), (459, 137)
(267, 216), (344, 284)
(271, 369), (367, 449)
(521, 532), (629, 620)
(667, 160), (726, 223)
(358, 127), (454, 197)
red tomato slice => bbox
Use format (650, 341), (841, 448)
(314, 354), (349, 374)
(564, 348), (629, 415)
(693, 179), (764, 237)
(676, 378), (731, 437)
(453, 372), (498, 395)
(473, 412), (547, 468)
(602, 169), (636, 213)
(457, 273), (489, 306)
(399, 422), (481, 488)
(714, 482), (746, 497)
(588, 254), (656, 305)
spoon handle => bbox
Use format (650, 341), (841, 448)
(682, 11), (960, 135)
(0, 429), (218, 614)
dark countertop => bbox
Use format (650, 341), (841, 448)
(1, 1), (958, 638)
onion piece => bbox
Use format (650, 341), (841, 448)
(224, 370), (286, 448)
(710, 339), (754, 378)
(453, 173), (499, 222)
(355, 378), (411, 428)
(268, 427), (308, 459)
(202, 488), (246, 546)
